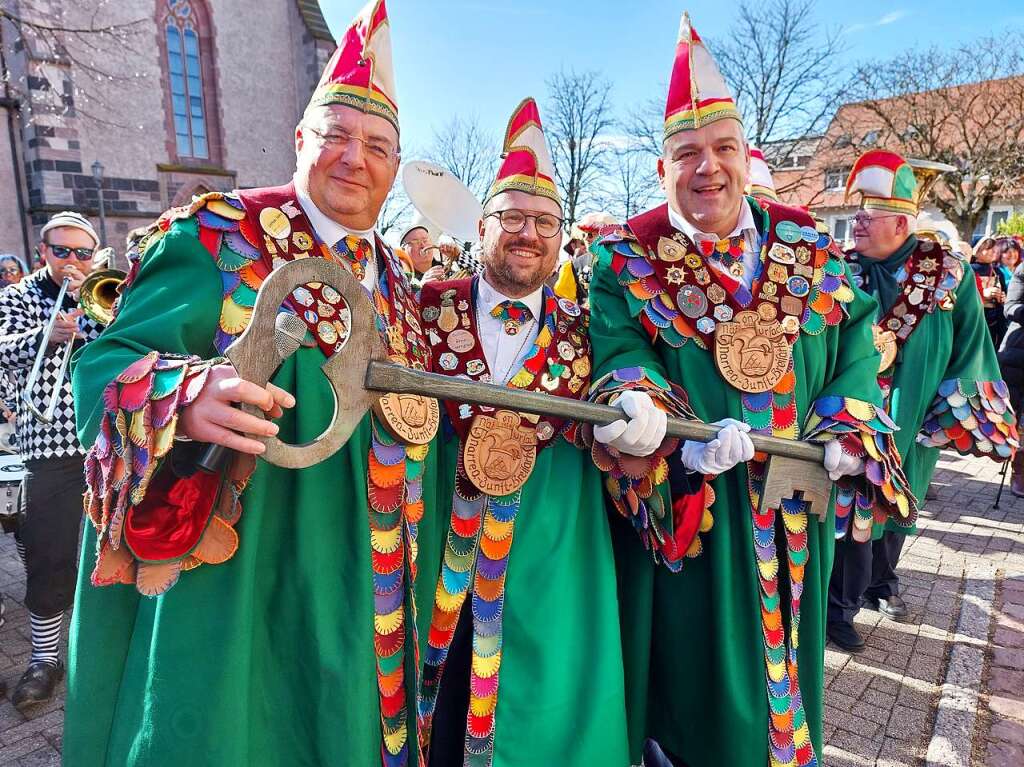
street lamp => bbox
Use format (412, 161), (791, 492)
(91, 160), (107, 247)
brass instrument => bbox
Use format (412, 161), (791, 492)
(22, 268), (125, 423)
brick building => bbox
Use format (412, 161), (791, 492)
(0, 0), (335, 267)
(767, 77), (1024, 245)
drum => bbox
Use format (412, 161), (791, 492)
(0, 453), (25, 534)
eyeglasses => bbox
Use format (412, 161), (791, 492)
(47, 244), (95, 260)
(1, 268), (20, 276)
(304, 125), (399, 162)
(852, 213), (902, 227)
(486, 209), (563, 239)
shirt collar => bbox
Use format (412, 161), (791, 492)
(294, 184), (375, 254)
(668, 199), (756, 244)
(477, 275), (545, 321)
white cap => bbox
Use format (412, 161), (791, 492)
(39, 211), (100, 247)
(398, 211), (440, 246)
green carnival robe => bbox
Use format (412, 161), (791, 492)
(66, 192), (436, 767)
(843, 237), (1016, 538)
(413, 279), (630, 767)
(589, 199), (912, 767)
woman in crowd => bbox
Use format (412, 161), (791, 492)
(973, 235), (1011, 346)
(0, 255), (25, 286)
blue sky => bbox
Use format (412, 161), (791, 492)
(320, 1), (1023, 155)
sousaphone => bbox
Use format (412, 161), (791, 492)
(401, 160), (483, 261)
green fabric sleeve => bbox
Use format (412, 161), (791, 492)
(943, 262), (1004, 382)
(70, 221), (223, 448)
(588, 243), (671, 383)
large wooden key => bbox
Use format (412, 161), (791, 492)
(216, 258), (835, 516)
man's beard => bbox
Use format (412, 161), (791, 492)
(485, 239), (548, 294)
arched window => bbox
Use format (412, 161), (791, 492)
(159, 0), (221, 164)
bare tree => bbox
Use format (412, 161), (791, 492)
(427, 115), (497, 201)
(603, 144), (662, 220)
(545, 69), (615, 227)
(1, 1), (147, 127)
(377, 184), (413, 238)
(840, 34), (1024, 238)
(713, 0), (845, 147)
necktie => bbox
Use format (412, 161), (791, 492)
(700, 234), (746, 278)
(334, 235), (371, 281)
(491, 300), (531, 336)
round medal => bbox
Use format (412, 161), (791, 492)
(448, 328), (476, 353)
(317, 321), (338, 345)
(322, 285), (341, 304)
(676, 285), (708, 319)
(293, 287), (314, 306)
(787, 276), (810, 297)
(439, 352), (458, 370)
(422, 306), (440, 323)
(293, 231), (313, 251)
(259, 207), (291, 240)
(466, 359), (486, 376)
(373, 392), (440, 445)
(775, 221), (802, 244)
(714, 311), (792, 393)
(463, 410), (539, 495)
(799, 225), (819, 243)
(558, 298), (581, 317)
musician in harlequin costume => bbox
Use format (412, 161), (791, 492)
(827, 150), (1017, 651)
(414, 97), (658, 767)
(65, 4), (437, 766)
(586, 13), (917, 767)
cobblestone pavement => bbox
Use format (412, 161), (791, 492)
(0, 451), (1020, 766)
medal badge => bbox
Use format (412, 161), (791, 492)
(373, 391), (440, 445)
(463, 410), (539, 495)
(714, 310), (791, 392)
(872, 325), (898, 373)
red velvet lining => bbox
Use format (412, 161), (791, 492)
(669, 483), (707, 558)
(124, 468), (221, 562)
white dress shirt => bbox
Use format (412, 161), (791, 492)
(295, 184), (378, 293)
(668, 201), (760, 291)
(475, 276), (545, 385)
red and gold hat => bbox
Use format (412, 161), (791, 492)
(845, 149), (919, 215)
(747, 147), (779, 201)
(663, 12), (742, 140)
(486, 98), (561, 208)
(308, 0), (398, 134)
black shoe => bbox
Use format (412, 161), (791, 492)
(827, 621), (865, 652)
(11, 661), (65, 710)
(867, 594), (909, 620)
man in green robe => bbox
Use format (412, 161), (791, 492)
(827, 150), (1017, 651)
(66, 3), (436, 766)
(414, 97), (672, 767)
(586, 13), (916, 767)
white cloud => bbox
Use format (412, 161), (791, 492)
(843, 9), (911, 35)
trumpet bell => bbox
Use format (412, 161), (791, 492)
(80, 268), (126, 325)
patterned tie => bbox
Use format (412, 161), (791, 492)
(333, 234), (372, 281)
(699, 234), (748, 280)
(491, 300), (531, 335)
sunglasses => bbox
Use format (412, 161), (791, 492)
(47, 244), (95, 260)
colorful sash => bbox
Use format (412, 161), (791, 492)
(417, 278), (590, 766)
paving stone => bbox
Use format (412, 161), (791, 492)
(988, 666), (1024, 698)
(985, 739), (1024, 767)
(990, 718), (1024, 747)
(990, 694), (1024, 723)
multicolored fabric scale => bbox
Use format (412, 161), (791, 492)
(417, 279), (588, 766)
(112, 185), (431, 767)
(598, 199), (917, 767)
(585, 367), (713, 570)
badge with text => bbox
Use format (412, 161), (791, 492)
(714, 310), (792, 392)
(463, 410), (538, 495)
(373, 392), (440, 445)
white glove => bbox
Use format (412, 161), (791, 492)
(823, 439), (865, 481)
(680, 418), (755, 475)
(593, 390), (668, 457)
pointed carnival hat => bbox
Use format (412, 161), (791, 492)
(663, 12), (742, 140)
(485, 97), (562, 208)
(308, 0), (398, 134)
(747, 147), (779, 201)
(845, 149), (919, 215)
